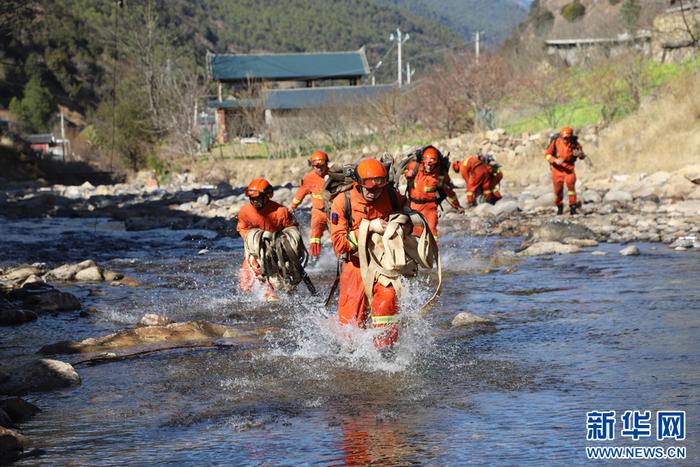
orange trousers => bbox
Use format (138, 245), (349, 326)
(551, 168), (577, 206)
(338, 259), (399, 348)
(309, 208), (327, 257)
(239, 255), (275, 297)
(409, 201), (438, 238)
(466, 165), (495, 204)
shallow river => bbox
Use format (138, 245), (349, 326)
(1, 217), (698, 465)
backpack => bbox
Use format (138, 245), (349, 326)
(548, 132), (580, 160)
(322, 157), (401, 230)
(397, 145), (453, 205)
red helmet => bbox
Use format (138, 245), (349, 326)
(309, 150), (329, 167)
(560, 127), (573, 138)
(422, 146), (439, 164)
(356, 158), (388, 189)
(246, 178), (273, 199)
(451, 161), (461, 173)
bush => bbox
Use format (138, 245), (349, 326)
(561, 0), (586, 23)
(8, 74), (55, 133)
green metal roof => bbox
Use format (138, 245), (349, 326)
(209, 85), (394, 111)
(207, 48), (369, 82)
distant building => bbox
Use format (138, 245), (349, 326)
(26, 133), (56, 156)
(206, 48), (393, 142)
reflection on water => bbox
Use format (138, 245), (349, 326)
(1, 218), (698, 465)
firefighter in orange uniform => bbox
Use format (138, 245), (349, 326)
(403, 146), (463, 238)
(329, 159), (410, 349)
(236, 178), (297, 299)
(290, 150), (330, 257)
(453, 153), (501, 206)
(544, 127), (585, 215)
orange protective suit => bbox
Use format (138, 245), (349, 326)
(457, 156), (499, 205)
(329, 186), (406, 348)
(544, 136), (584, 208)
(404, 161), (460, 238)
(291, 171), (327, 256)
(236, 200), (297, 293)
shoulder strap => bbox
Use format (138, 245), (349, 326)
(343, 191), (352, 230)
(388, 187), (400, 212)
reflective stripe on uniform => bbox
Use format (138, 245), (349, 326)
(424, 186), (437, 192)
(347, 230), (358, 250)
(311, 193), (323, 199)
(309, 237), (321, 244)
(371, 315), (398, 325)
(545, 154), (553, 161)
(484, 190), (492, 194)
(292, 197), (301, 204)
(567, 190), (576, 195)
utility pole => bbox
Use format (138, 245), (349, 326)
(389, 28), (410, 87)
(475, 31), (483, 63)
(406, 62), (415, 85)
(60, 110), (66, 162)
(371, 60), (383, 86)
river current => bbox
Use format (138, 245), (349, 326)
(1, 217), (698, 465)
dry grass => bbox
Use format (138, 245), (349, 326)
(590, 70), (700, 176)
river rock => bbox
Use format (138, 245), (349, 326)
(669, 236), (697, 249)
(603, 190), (633, 203)
(74, 266), (103, 281)
(562, 237), (598, 247)
(451, 312), (494, 327)
(0, 398), (40, 422)
(0, 308), (38, 326)
(517, 241), (582, 256)
(7, 283), (81, 313)
(45, 260), (96, 281)
(1, 266), (44, 284)
(582, 190), (601, 204)
(619, 245), (640, 256)
(666, 200), (700, 216)
(661, 174), (696, 198)
(0, 426), (30, 463)
(591, 250), (608, 256)
(0, 359), (81, 396)
(528, 220), (596, 243)
(493, 200), (519, 216)
(138, 313), (172, 327)
(39, 321), (259, 354)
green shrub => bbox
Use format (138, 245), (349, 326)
(561, 0), (586, 23)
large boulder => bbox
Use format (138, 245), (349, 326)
(39, 320), (259, 355)
(0, 426), (30, 463)
(527, 220), (596, 244)
(493, 200), (519, 216)
(45, 260), (96, 281)
(661, 174), (696, 198)
(0, 398), (40, 422)
(0, 359), (81, 396)
(0, 307), (38, 326)
(74, 266), (103, 282)
(619, 245), (641, 256)
(603, 190), (633, 203)
(517, 241), (582, 256)
(6, 283), (81, 313)
(1, 266), (45, 284)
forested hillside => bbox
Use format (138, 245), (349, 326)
(375, 0), (530, 46)
(0, 0), (463, 119)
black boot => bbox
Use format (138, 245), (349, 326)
(569, 205), (577, 215)
(556, 205), (563, 215)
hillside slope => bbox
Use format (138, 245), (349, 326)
(375, 0), (529, 46)
(1, 0), (464, 116)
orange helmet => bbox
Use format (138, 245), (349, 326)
(246, 178), (273, 199)
(422, 146), (439, 164)
(560, 127), (573, 138)
(356, 158), (388, 189)
(309, 150), (329, 167)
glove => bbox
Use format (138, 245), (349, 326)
(309, 242), (321, 257)
(455, 206), (465, 214)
